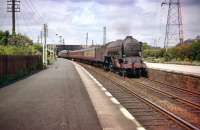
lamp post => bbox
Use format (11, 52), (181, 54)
(56, 34), (64, 45)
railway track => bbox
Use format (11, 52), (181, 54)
(140, 78), (200, 96)
(125, 78), (200, 129)
(80, 63), (200, 130)
(129, 78), (200, 109)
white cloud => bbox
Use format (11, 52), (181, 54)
(72, 7), (97, 25)
(0, 0), (199, 47)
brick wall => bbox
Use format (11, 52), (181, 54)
(148, 68), (200, 93)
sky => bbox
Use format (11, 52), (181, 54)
(0, 0), (200, 47)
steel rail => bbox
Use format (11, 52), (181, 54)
(127, 78), (200, 110)
(82, 64), (200, 130)
(104, 73), (200, 130)
(141, 78), (200, 96)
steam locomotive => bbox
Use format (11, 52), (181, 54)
(58, 36), (147, 77)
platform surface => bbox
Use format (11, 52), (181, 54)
(146, 62), (200, 76)
(0, 59), (101, 130)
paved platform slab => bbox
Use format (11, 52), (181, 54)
(0, 59), (101, 130)
(145, 62), (200, 77)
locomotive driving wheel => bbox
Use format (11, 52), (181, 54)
(141, 68), (148, 77)
(135, 69), (141, 78)
(103, 56), (112, 71)
(109, 63), (114, 72)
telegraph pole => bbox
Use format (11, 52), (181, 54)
(43, 24), (48, 66)
(40, 31), (43, 44)
(59, 36), (62, 44)
(7, 0), (20, 35)
(37, 35), (40, 44)
(86, 32), (88, 48)
(92, 40), (94, 46)
(63, 38), (65, 45)
(12, 0), (16, 35)
(103, 26), (106, 44)
(161, 0), (184, 50)
(42, 28), (45, 66)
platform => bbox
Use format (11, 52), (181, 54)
(0, 59), (142, 130)
(0, 59), (101, 130)
(145, 62), (200, 77)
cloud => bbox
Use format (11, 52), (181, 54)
(65, 0), (136, 6)
(182, 0), (200, 6)
(0, 0), (199, 46)
(95, 0), (136, 6)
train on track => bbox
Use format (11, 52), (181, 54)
(58, 36), (147, 77)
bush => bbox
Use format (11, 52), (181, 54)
(0, 31), (33, 46)
(143, 40), (200, 62)
(143, 49), (162, 58)
(0, 44), (42, 55)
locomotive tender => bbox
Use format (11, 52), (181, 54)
(58, 36), (147, 77)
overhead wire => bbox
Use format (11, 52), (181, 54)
(29, 0), (43, 22)
(21, 0), (37, 36)
(30, 0), (61, 44)
(16, 1), (28, 35)
(19, 7), (29, 36)
(21, 0), (43, 41)
(24, 0), (54, 43)
(160, 0), (168, 47)
(0, 0), (11, 31)
(23, 0), (42, 26)
(155, 0), (165, 47)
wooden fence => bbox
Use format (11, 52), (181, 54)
(0, 55), (43, 84)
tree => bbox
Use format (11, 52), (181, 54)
(142, 43), (151, 50)
(191, 40), (200, 61)
(0, 30), (9, 45)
